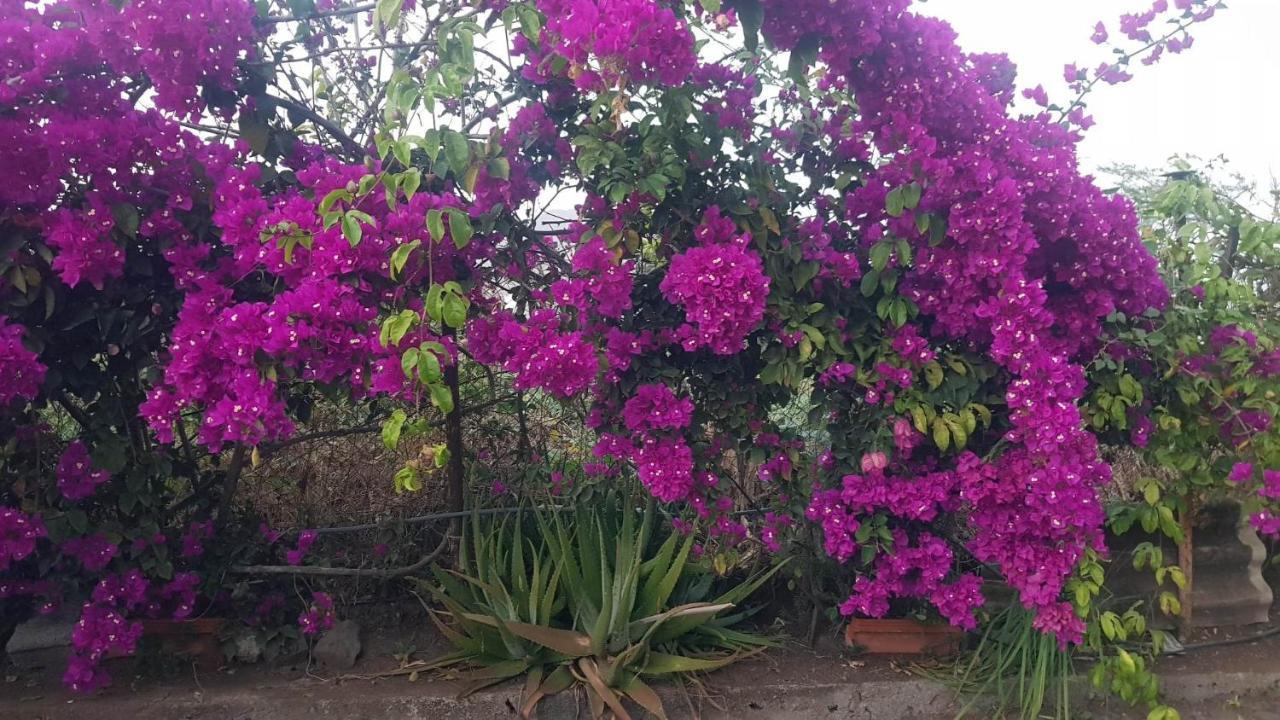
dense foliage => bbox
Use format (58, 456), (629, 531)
(0, 0), (1260, 705)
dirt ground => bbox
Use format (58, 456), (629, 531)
(3, 609), (1280, 720)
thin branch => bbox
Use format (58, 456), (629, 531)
(265, 2), (375, 24)
(54, 391), (93, 430)
(1056, 14), (1207, 124)
(230, 519), (455, 577)
(256, 393), (516, 457)
(262, 423), (382, 453)
(265, 93), (364, 158)
(214, 444), (248, 527)
(261, 42), (437, 65)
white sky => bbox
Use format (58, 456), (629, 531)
(922, 0), (1280, 192)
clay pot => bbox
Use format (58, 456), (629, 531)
(140, 618), (226, 670)
(844, 618), (964, 655)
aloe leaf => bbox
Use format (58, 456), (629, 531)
(520, 665), (574, 719)
(646, 602), (735, 645)
(512, 510), (527, 595)
(640, 649), (759, 676)
(463, 614), (592, 657)
(712, 556), (791, 607)
(620, 672), (668, 719)
(641, 530), (694, 617)
(577, 657), (632, 720)
(453, 657), (531, 699)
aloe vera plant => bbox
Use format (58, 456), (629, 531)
(411, 493), (781, 719)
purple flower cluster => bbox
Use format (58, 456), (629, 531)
(56, 441), (110, 502)
(535, 0), (696, 90)
(633, 435), (695, 502)
(550, 237), (635, 319)
(840, 530), (985, 630)
(65, 603), (143, 693)
(0, 318), (44, 406)
(286, 530), (319, 566)
(467, 310), (599, 399)
(1073, 1), (1218, 92)
(759, 512), (791, 553)
(298, 591), (336, 635)
(1, 0), (258, 305)
(0, 506), (46, 571)
(180, 521), (215, 559)
(660, 209), (770, 356)
(622, 383), (693, 433)
(61, 534), (119, 573)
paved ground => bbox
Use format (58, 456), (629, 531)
(4, 622), (1280, 720)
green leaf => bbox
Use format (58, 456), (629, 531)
(427, 209), (445, 244)
(787, 35), (820, 85)
(318, 189), (350, 214)
(642, 651), (749, 676)
(698, 0), (720, 12)
(885, 187), (905, 217)
(487, 157), (510, 181)
(923, 361), (943, 390)
(860, 269), (880, 297)
(239, 119), (270, 155)
(792, 261), (820, 291)
(392, 139), (411, 168)
(400, 346), (420, 381)
(418, 348), (443, 382)
(381, 309), (418, 347)
(425, 284), (445, 324)
(430, 383), (454, 414)
(446, 208), (474, 249)
(390, 239), (420, 278)
(443, 292), (468, 329)
(462, 616), (591, 656)
(111, 204), (140, 238)
(401, 168), (422, 201)
(869, 242), (892, 272)
(443, 129), (470, 179)
(383, 409), (407, 450)
(902, 182), (922, 210)
(421, 129), (441, 163)
(394, 465), (422, 493)
(376, 0), (404, 28)
(932, 418), (951, 452)
(890, 298), (907, 327)
(342, 213), (362, 246)
(737, 0), (763, 52)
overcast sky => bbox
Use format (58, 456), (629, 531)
(922, 0), (1280, 193)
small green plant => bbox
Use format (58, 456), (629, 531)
(411, 492), (782, 719)
(952, 605), (1074, 720)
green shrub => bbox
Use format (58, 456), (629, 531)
(412, 493), (781, 718)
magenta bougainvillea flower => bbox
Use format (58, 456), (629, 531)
(660, 209), (770, 356)
(56, 442), (110, 502)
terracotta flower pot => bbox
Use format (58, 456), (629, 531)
(140, 618), (226, 670)
(844, 618), (964, 655)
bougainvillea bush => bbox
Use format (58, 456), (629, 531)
(0, 0), (1236, 696)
